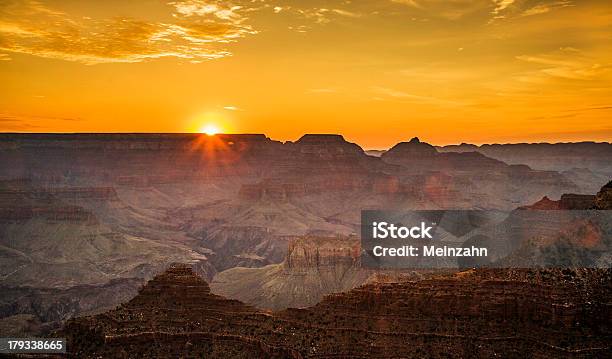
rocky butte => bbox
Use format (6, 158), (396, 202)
(60, 264), (611, 358)
(211, 236), (369, 310)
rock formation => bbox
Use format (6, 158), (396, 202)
(0, 277), (143, 336)
(211, 236), (369, 310)
(60, 264), (612, 358)
(594, 180), (612, 210)
(438, 141), (612, 177)
(0, 133), (608, 338)
(379, 137), (579, 207)
(520, 180), (611, 210)
(520, 194), (596, 210)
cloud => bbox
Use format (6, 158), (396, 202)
(516, 51), (607, 81)
(487, 0), (574, 21)
(0, 112), (82, 131)
(306, 88), (337, 94)
(566, 105), (612, 113)
(391, 0), (421, 8)
(390, 0), (492, 20)
(372, 86), (465, 106)
(222, 105), (241, 111)
(0, 0), (257, 64)
(492, 0), (515, 15)
(0, 113), (83, 122)
(295, 7), (362, 25)
(521, 1), (573, 17)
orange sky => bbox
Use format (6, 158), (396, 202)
(1, 0), (611, 148)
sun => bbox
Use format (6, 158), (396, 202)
(200, 123), (220, 136)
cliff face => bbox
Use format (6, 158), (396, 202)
(0, 186), (118, 222)
(594, 180), (612, 209)
(61, 265), (612, 358)
(520, 194), (596, 210)
(0, 277), (143, 336)
(211, 236), (369, 310)
(476, 181), (612, 268)
(438, 141), (612, 177)
(291, 134), (366, 159)
(520, 180), (611, 210)
(379, 137), (580, 207)
(383, 137), (505, 171)
(62, 264), (300, 358)
(0, 179), (212, 289)
(0, 134), (581, 211)
(0, 133), (285, 183)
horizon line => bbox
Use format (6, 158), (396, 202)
(1, 131), (611, 150)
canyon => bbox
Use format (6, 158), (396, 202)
(211, 181), (612, 310)
(0, 133), (610, 337)
(211, 236), (369, 310)
(60, 264), (611, 358)
(437, 141), (612, 194)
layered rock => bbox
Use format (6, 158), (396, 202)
(291, 134), (365, 159)
(379, 138), (579, 208)
(476, 181), (612, 268)
(520, 194), (596, 210)
(211, 236), (368, 310)
(0, 133), (606, 340)
(62, 264), (299, 358)
(438, 141), (612, 176)
(0, 180), (213, 288)
(242, 134), (391, 199)
(0, 133), (284, 182)
(0, 277), (143, 336)
(594, 180), (612, 210)
(520, 180), (611, 210)
(61, 265), (612, 358)
(238, 180), (307, 201)
(382, 137), (505, 171)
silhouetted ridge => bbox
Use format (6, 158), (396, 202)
(292, 134), (366, 157)
(383, 137), (438, 158)
(438, 141), (612, 175)
(60, 265), (611, 358)
(295, 134), (348, 143)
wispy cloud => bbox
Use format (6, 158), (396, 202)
(487, 0), (574, 21)
(0, 0), (257, 64)
(0, 112), (82, 131)
(306, 88), (337, 94)
(390, 0), (492, 20)
(294, 7), (362, 26)
(521, 1), (573, 17)
(566, 105), (612, 113)
(391, 0), (421, 8)
(516, 49), (607, 81)
(492, 0), (515, 15)
(0, 113), (83, 122)
(372, 86), (465, 106)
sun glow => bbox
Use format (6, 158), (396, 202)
(200, 123), (220, 136)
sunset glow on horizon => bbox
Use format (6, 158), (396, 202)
(1, 0), (611, 148)
(200, 124), (221, 136)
